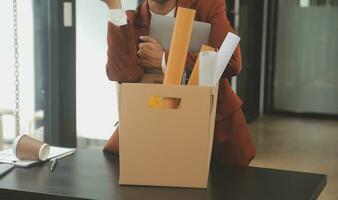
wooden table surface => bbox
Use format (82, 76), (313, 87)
(0, 149), (326, 200)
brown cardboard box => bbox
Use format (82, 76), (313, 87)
(140, 73), (164, 84)
(118, 83), (218, 188)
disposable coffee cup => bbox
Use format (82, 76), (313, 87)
(13, 135), (50, 161)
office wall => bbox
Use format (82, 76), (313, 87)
(76, 0), (139, 140)
(273, 0), (338, 114)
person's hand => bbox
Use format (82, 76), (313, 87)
(137, 36), (164, 69)
(102, 0), (122, 9)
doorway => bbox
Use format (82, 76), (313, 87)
(265, 0), (338, 116)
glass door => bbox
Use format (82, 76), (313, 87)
(272, 0), (338, 114)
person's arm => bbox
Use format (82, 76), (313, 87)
(108, 9), (128, 26)
(106, 22), (144, 82)
(104, 0), (144, 82)
(104, 0), (128, 26)
(206, 0), (242, 78)
(103, 0), (121, 9)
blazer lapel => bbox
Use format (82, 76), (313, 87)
(177, 0), (197, 8)
(135, 1), (151, 29)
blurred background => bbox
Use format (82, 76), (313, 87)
(0, 0), (337, 199)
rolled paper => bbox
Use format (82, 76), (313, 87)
(213, 32), (241, 86)
(163, 7), (195, 85)
(188, 45), (215, 85)
(162, 7), (195, 109)
(198, 51), (218, 86)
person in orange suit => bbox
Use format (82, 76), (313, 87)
(102, 0), (256, 166)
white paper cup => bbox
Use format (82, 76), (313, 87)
(199, 51), (218, 86)
(13, 135), (50, 161)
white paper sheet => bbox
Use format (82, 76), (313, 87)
(0, 146), (76, 167)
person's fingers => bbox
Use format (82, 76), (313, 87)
(137, 58), (148, 66)
(138, 51), (151, 59)
(138, 43), (153, 58)
(139, 35), (157, 43)
(137, 49), (142, 57)
(138, 43), (150, 52)
(139, 42), (153, 49)
(138, 42), (144, 50)
(137, 49), (147, 58)
(137, 43), (146, 56)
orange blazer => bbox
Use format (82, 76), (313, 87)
(104, 0), (256, 166)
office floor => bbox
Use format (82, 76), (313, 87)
(249, 116), (338, 200)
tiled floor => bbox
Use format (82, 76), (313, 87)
(249, 116), (338, 200)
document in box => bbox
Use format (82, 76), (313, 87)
(0, 146), (76, 168)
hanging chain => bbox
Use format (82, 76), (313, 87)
(13, 0), (21, 136)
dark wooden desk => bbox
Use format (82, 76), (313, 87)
(0, 149), (326, 200)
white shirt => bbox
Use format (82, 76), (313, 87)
(108, 7), (176, 74)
